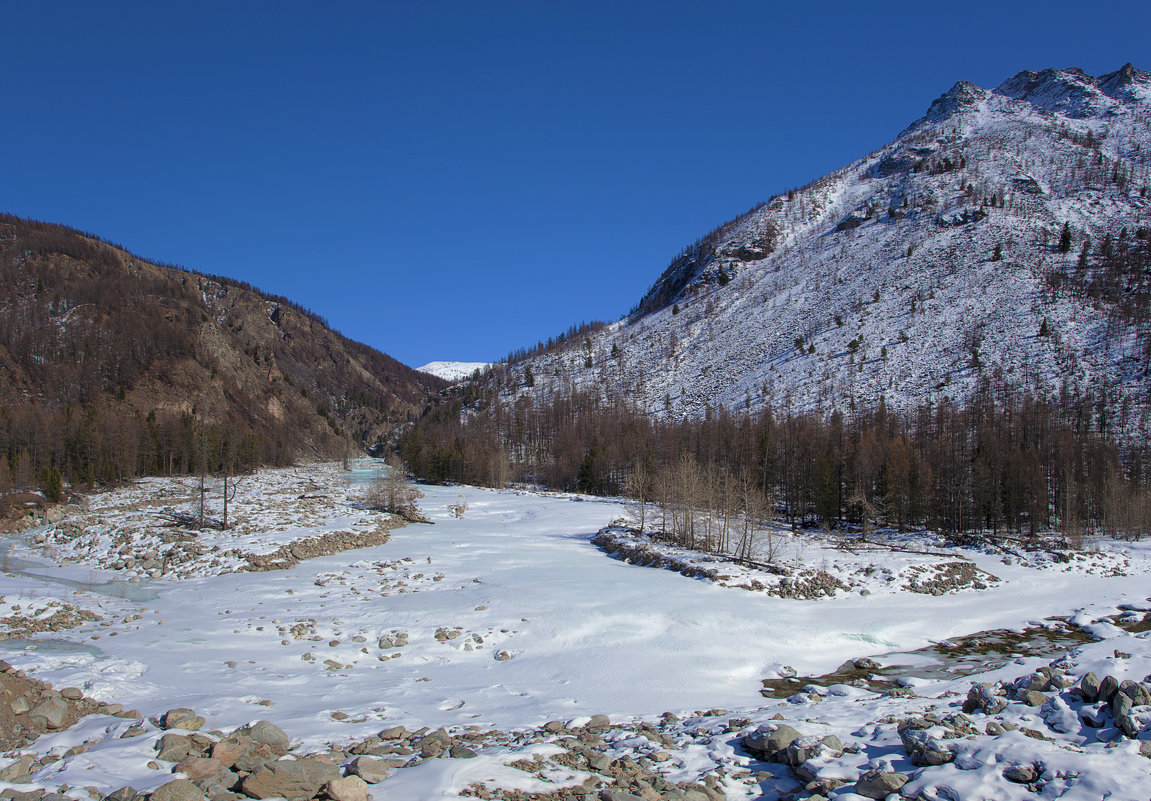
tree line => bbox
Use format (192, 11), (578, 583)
(400, 380), (1151, 543)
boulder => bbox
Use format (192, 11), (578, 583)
(163, 708), (206, 732)
(0, 754), (35, 782)
(1098, 674), (1120, 704)
(325, 776), (370, 801)
(855, 770), (909, 799)
(587, 714), (611, 731)
(742, 723), (802, 761)
(29, 696), (71, 730)
(239, 757), (342, 801)
(149, 780), (206, 801)
(103, 788), (139, 801)
(784, 734), (842, 768)
(963, 682), (1008, 715)
(1078, 672), (1101, 702)
(210, 735), (252, 768)
(377, 725), (411, 740)
(1003, 764), (1038, 783)
(347, 755), (392, 783)
(1022, 690), (1048, 707)
(899, 720), (955, 767)
(156, 733), (194, 762)
(234, 720), (290, 752)
(174, 756), (224, 780)
(599, 791), (645, 801)
(1119, 679), (1151, 707)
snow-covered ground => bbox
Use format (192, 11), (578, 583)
(2, 461), (1151, 798)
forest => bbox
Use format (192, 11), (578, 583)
(400, 377), (1151, 546)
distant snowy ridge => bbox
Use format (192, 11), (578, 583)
(497, 64), (1151, 439)
(417, 361), (492, 382)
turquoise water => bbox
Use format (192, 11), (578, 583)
(0, 537), (160, 602)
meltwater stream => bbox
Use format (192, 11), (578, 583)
(0, 532), (160, 602)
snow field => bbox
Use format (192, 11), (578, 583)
(2, 461), (1151, 797)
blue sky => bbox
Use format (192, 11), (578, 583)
(3, 2), (1149, 367)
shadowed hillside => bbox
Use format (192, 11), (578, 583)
(0, 214), (444, 491)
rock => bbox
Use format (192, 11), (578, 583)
(29, 696), (70, 730)
(1119, 710), (1144, 739)
(5, 790), (45, 801)
(1112, 691), (1134, 723)
(964, 682), (1008, 715)
(103, 788), (139, 801)
(325, 776), (370, 801)
(174, 756), (224, 780)
(0, 754), (35, 782)
(587, 714), (611, 731)
(231, 743), (278, 774)
(378, 725), (411, 740)
(1098, 674), (1120, 704)
(234, 720), (290, 751)
(163, 709), (206, 732)
(347, 754), (392, 783)
(544, 720), (566, 733)
(742, 723), (802, 761)
(240, 758), (342, 800)
(209, 736), (251, 768)
(784, 734), (842, 767)
(855, 770), (909, 799)
(156, 733), (194, 762)
(1078, 672), (1101, 702)
(1003, 764), (1038, 783)
(899, 722), (955, 767)
(60, 687), (84, 700)
(149, 780), (207, 801)
(599, 790), (645, 801)
(1022, 690), (1048, 707)
(1119, 679), (1151, 707)
(449, 744), (478, 758)
(494, 650), (512, 661)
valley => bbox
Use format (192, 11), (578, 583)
(2, 462), (1151, 799)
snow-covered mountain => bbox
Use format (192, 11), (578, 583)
(417, 361), (493, 382)
(500, 65), (1151, 436)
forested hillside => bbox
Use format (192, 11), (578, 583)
(0, 215), (444, 495)
(404, 65), (1151, 539)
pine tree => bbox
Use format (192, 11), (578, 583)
(1059, 223), (1072, 254)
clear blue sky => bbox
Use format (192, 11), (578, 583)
(3, 2), (1149, 367)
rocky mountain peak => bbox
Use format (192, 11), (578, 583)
(994, 65), (1148, 117)
(914, 80), (989, 128)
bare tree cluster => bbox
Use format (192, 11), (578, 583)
(402, 378), (1151, 542)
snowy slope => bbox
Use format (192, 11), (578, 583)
(502, 65), (1151, 436)
(417, 361), (493, 383)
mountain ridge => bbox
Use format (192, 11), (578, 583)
(486, 64), (1151, 441)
